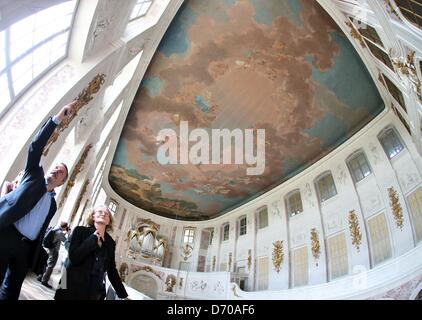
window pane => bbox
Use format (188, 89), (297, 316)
(10, 34), (33, 61)
(32, 43), (50, 78)
(379, 129), (404, 159)
(13, 69), (32, 94)
(288, 191), (303, 216)
(258, 207), (268, 229)
(348, 153), (371, 183)
(0, 73), (11, 112)
(317, 173), (337, 202)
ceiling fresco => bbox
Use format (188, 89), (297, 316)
(109, 0), (384, 220)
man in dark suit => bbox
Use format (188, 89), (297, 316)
(0, 101), (77, 300)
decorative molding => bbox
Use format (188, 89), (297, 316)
(388, 187), (404, 230)
(43, 74), (106, 156)
(181, 243), (193, 261)
(392, 51), (422, 104)
(310, 228), (321, 266)
(58, 144), (93, 208)
(383, 0), (402, 20)
(272, 240), (284, 273)
(348, 210), (362, 252)
(130, 264), (164, 281)
(165, 274), (177, 292)
(69, 179), (90, 224)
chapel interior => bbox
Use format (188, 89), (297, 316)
(1, 0), (422, 300)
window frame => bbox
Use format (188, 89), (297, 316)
(378, 126), (405, 160)
(315, 172), (338, 203)
(183, 227), (195, 244)
(346, 151), (373, 184)
(107, 199), (119, 215)
(256, 206), (269, 230)
(238, 215), (247, 237)
(285, 189), (304, 217)
(0, 1), (79, 118)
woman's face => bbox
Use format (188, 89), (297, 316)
(93, 207), (111, 226)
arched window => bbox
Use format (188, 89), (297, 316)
(285, 190), (303, 217)
(315, 172), (337, 203)
(378, 127), (405, 159)
(256, 206), (268, 230)
(346, 151), (372, 183)
(0, 1), (78, 117)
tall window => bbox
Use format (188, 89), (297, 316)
(327, 233), (349, 280)
(0, 1), (78, 116)
(256, 257), (269, 291)
(347, 152), (372, 183)
(108, 199), (118, 215)
(315, 173), (337, 203)
(382, 74), (407, 112)
(257, 206), (268, 229)
(407, 188), (422, 243)
(238, 216), (247, 236)
(222, 223), (230, 241)
(286, 190), (303, 217)
(368, 213), (392, 266)
(395, 0), (422, 29)
(292, 246), (308, 287)
(129, 0), (153, 21)
(378, 127), (405, 159)
(183, 228), (195, 244)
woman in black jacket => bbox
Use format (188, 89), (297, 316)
(54, 205), (128, 300)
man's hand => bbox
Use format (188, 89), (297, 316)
(55, 100), (78, 123)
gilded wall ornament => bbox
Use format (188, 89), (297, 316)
(348, 210), (362, 252)
(272, 240), (284, 273)
(58, 144), (93, 208)
(181, 243), (193, 261)
(346, 21), (365, 48)
(43, 73), (106, 156)
(310, 228), (321, 266)
(165, 274), (177, 292)
(247, 249), (252, 271)
(388, 187), (404, 230)
(392, 51), (422, 104)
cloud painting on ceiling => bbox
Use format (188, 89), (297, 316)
(109, 0), (384, 220)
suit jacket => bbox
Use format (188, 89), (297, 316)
(55, 226), (128, 300)
(0, 118), (58, 268)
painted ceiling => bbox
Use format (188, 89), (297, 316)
(109, 0), (384, 220)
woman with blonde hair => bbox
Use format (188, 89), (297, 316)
(54, 205), (129, 300)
